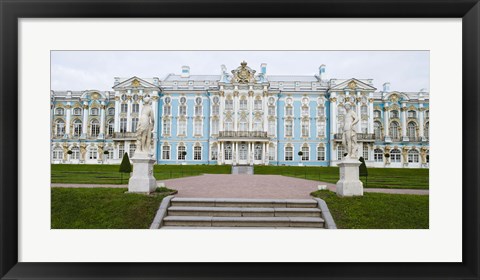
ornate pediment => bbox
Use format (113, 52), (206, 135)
(329, 78), (377, 91)
(231, 61), (256, 84)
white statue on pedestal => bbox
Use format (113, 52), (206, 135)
(342, 103), (359, 159)
(135, 95), (155, 155)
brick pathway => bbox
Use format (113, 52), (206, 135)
(51, 174), (429, 197)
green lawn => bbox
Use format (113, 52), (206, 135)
(312, 190), (429, 229)
(51, 187), (175, 229)
(51, 164), (428, 190)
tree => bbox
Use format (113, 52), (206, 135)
(359, 156), (368, 187)
(119, 152), (132, 184)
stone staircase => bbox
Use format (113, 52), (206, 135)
(231, 165), (254, 175)
(152, 197), (334, 229)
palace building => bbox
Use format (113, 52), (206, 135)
(51, 61), (429, 168)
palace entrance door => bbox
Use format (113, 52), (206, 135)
(239, 142), (248, 165)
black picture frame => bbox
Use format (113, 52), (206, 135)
(1, 0), (479, 279)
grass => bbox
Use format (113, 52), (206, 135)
(51, 164), (428, 190)
(51, 187), (176, 229)
(311, 190), (429, 229)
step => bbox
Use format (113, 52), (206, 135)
(170, 198), (318, 208)
(167, 206), (321, 217)
(162, 216), (324, 228)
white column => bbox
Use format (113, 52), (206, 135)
(419, 104), (425, 139)
(219, 93), (225, 131)
(330, 95), (337, 134)
(383, 103), (390, 141)
(401, 103), (407, 139)
(356, 91), (362, 132)
(249, 91), (254, 131)
(233, 92), (238, 131)
(82, 101), (89, 137)
(99, 102), (106, 138)
(368, 96), (374, 134)
(114, 95), (120, 132)
(263, 92), (268, 131)
(65, 103), (71, 138)
(151, 91), (159, 160)
(262, 142), (266, 163)
(126, 90), (132, 132)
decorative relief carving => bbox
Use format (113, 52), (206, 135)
(231, 61), (256, 84)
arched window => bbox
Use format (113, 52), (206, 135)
(88, 146), (97, 159)
(374, 110), (381, 118)
(254, 144), (262, 160)
(374, 121), (382, 139)
(253, 118), (262, 131)
(224, 118), (233, 131)
(285, 105), (293, 116)
(132, 103), (139, 113)
(337, 145), (345, 160)
(268, 120), (276, 136)
(162, 119), (171, 136)
(407, 122), (417, 139)
(120, 118), (127, 132)
(194, 104), (202, 116)
(391, 110), (399, 119)
(90, 119), (99, 137)
(212, 104), (219, 115)
(211, 144), (218, 160)
(90, 108), (99, 116)
(408, 110), (416, 118)
(374, 148), (383, 162)
(129, 144), (136, 158)
(317, 146), (325, 161)
(361, 105), (368, 115)
(225, 98), (233, 110)
(177, 145), (186, 160)
(285, 119), (293, 137)
(131, 117), (139, 133)
(268, 106), (275, 116)
(52, 146), (63, 160)
(408, 149), (419, 163)
(73, 108), (82, 115)
(285, 146), (293, 161)
(390, 148), (401, 162)
(55, 119), (65, 137)
(71, 146), (80, 160)
(254, 99), (262, 110)
(363, 143), (369, 160)
(55, 107), (64, 115)
(179, 105), (187, 116)
(178, 119), (187, 135)
(194, 119), (202, 136)
(301, 145), (309, 161)
(162, 145), (170, 160)
(301, 106), (309, 116)
(121, 103), (128, 113)
(301, 119), (309, 137)
(224, 143), (232, 160)
(317, 121), (325, 137)
(240, 98), (247, 110)
(269, 144), (275, 161)
(108, 108), (115, 116)
(389, 121), (399, 139)
(317, 106), (325, 117)
(424, 122), (429, 139)
(107, 119), (114, 136)
(118, 144), (124, 158)
(211, 119), (219, 135)
(239, 118), (248, 131)
(194, 145), (202, 160)
(163, 105), (171, 116)
(106, 146), (114, 159)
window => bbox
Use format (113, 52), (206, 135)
(212, 105), (219, 115)
(239, 119), (248, 131)
(268, 97), (275, 105)
(73, 120), (82, 137)
(73, 108), (82, 115)
(129, 144), (136, 158)
(390, 149), (401, 162)
(106, 147), (114, 159)
(285, 120), (293, 137)
(133, 94), (139, 101)
(408, 149), (419, 163)
(121, 103), (128, 113)
(374, 122), (382, 139)
(163, 105), (171, 116)
(269, 145), (275, 161)
(361, 105), (368, 115)
(195, 105), (202, 116)
(225, 99), (233, 110)
(212, 96), (219, 104)
(337, 145), (345, 160)
(374, 110), (381, 118)
(164, 96), (171, 104)
(91, 108), (99, 116)
(212, 119), (219, 135)
(162, 145), (170, 160)
(254, 99), (262, 110)
(90, 119), (100, 137)
(301, 146), (309, 161)
(118, 144), (124, 158)
(121, 94), (127, 101)
(194, 119), (202, 136)
(120, 118), (127, 133)
(224, 143), (232, 160)
(408, 110), (416, 118)
(285, 146), (293, 161)
(71, 146), (80, 160)
(285, 106), (293, 116)
(178, 145), (186, 160)
(211, 144), (218, 160)
(389, 121), (399, 139)
(374, 149), (383, 162)
(180, 97), (186, 104)
(55, 119), (65, 137)
(363, 143), (369, 160)
(179, 105), (187, 116)
(88, 146), (97, 160)
(55, 108), (64, 115)
(317, 122), (325, 137)
(178, 119), (187, 136)
(317, 106), (325, 117)
(131, 118), (139, 133)
(132, 103), (139, 113)
(317, 146), (325, 161)
(407, 122), (417, 139)
(52, 147), (63, 160)
(240, 99), (247, 110)
(224, 119), (233, 131)
(254, 144), (262, 160)
(424, 122), (429, 138)
(425, 110), (429, 119)
(253, 119), (262, 131)
(268, 106), (275, 116)
(268, 120), (276, 136)
(194, 146), (202, 160)
(195, 97), (202, 105)
(107, 120), (114, 136)
(301, 119), (309, 137)
(391, 110), (399, 118)
(301, 106), (309, 116)
(162, 119), (170, 135)
(108, 108), (115, 116)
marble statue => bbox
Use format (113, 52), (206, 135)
(342, 104), (359, 159)
(420, 146), (428, 164)
(135, 95), (155, 154)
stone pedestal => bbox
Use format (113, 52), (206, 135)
(128, 152), (157, 194)
(336, 158), (363, 197)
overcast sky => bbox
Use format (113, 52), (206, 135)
(51, 51), (429, 92)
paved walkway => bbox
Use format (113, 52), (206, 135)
(51, 174), (429, 197)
